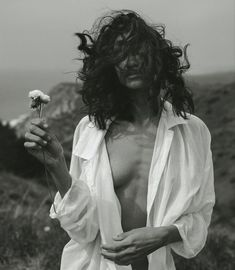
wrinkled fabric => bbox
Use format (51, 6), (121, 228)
(50, 101), (215, 270)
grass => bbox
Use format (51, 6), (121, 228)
(174, 230), (235, 270)
(0, 211), (68, 269)
(0, 171), (69, 269)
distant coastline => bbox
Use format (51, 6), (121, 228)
(0, 69), (234, 122)
(0, 69), (76, 121)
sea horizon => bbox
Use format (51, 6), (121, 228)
(0, 69), (77, 122)
(0, 68), (234, 122)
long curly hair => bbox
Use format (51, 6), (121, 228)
(75, 10), (194, 130)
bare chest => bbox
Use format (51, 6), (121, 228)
(105, 133), (156, 189)
(105, 121), (157, 231)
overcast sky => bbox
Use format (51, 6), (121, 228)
(0, 0), (235, 75)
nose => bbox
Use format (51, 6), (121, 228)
(127, 54), (138, 67)
(123, 53), (140, 70)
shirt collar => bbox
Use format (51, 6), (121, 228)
(73, 100), (188, 160)
(162, 100), (188, 129)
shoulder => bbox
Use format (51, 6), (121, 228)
(72, 115), (106, 160)
(78, 115), (94, 129)
(164, 101), (210, 142)
(185, 113), (211, 141)
(181, 113), (212, 155)
(74, 115), (95, 134)
(72, 115), (96, 145)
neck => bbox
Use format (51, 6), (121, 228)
(125, 87), (161, 126)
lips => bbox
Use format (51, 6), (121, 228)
(127, 73), (142, 78)
(128, 74), (140, 77)
(126, 70), (142, 76)
(119, 68), (143, 78)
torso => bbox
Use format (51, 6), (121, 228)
(105, 118), (159, 270)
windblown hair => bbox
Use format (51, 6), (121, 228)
(75, 10), (194, 129)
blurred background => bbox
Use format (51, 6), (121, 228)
(0, 0), (234, 269)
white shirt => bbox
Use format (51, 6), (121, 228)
(50, 101), (215, 270)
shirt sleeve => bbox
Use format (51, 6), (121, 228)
(49, 117), (99, 244)
(169, 123), (215, 258)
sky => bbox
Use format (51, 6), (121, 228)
(0, 0), (235, 75)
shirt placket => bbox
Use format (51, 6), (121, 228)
(146, 122), (174, 226)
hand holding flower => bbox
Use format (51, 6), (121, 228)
(25, 89), (64, 168)
(24, 117), (64, 169)
(24, 89), (72, 206)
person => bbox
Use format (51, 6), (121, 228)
(24, 10), (215, 270)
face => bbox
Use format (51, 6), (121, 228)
(113, 34), (154, 90)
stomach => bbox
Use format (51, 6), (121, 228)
(115, 183), (148, 231)
(115, 179), (149, 270)
(116, 190), (149, 270)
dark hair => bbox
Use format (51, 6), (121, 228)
(75, 9), (194, 129)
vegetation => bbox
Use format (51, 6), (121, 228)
(0, 121), (44, 180)
(0, 213), (68, 269)
(174, 232), (235, 270)
(0, 172), (69, 269)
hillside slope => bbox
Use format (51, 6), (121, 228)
(192, 82), (235, 228)
(14, 82), (86, 162)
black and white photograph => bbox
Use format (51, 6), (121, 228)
(0, 0), (234, 269)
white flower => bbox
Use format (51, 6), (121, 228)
(28, 89), (51, 104)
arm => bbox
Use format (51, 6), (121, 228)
(168, 127), (215, 258)
(163, 225), (183, 245)
(47, 154), (72, 198)
(49, 118), (99, 244)
(100, 224), (182, 265)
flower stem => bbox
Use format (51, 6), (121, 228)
(39, 103), (43, 118)
(38, 103), (57, 214)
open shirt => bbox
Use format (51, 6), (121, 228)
(50, 101), (215, 270)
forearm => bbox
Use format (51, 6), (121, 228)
(150, 225), (183, 251)
(47, 155), (72, 198)
(163, 225), (183, 245)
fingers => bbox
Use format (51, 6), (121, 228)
(101, 245), (156, 266)
(24, 132), (48, 148)
(30, 117), (48, 130)
(24, 118), (52, 150)
(101, 239), (130, 252)
(24, 141), (42, 150)
(29, 123), (51, 142)
(113, 232), (128, 241)
(101, 246), (135, 266)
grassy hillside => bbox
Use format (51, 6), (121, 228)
(0, 172), (69, 269)
(186, 71), (235, 86)
(192, 82), (235, 236)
